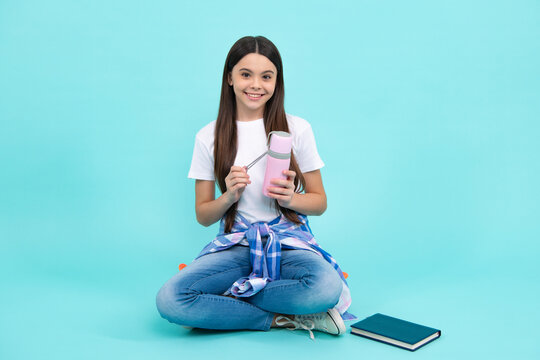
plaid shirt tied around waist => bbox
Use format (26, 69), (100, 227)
(196, 212), (356, 321)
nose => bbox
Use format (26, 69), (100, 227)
(250, 77), (261, 90)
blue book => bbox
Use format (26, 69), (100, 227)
(350, 313), (441, 351)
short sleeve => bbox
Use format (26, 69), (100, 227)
(295, 124), (325, 173)
(187, 135), (215, 180)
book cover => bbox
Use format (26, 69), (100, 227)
(350, 313), (441, 351)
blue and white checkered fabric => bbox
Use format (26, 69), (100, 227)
(196, 212), (356, 321)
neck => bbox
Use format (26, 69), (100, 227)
(236, 106), (264, 122)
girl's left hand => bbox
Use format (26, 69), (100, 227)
(267, 170), (297, 208)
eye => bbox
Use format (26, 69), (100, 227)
(263, 75), (272, 80)
(241, 73), (250, 78)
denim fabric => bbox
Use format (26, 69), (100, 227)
(156, 244), (343, 331)
(196, 212), (353, 318)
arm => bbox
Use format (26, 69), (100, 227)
(267, 169), (327, 216)
(195, 166), (251, 227)
(195, 180), (232, 227)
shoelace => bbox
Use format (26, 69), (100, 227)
(275, 315), (317, 340)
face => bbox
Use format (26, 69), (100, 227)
(228, 53), (277, 120)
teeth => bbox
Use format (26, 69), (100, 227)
(246, 93), (262, 98)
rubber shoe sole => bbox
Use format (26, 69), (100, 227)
(326, 308), (346, 335)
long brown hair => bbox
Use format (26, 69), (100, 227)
(214, 36), (306, 233)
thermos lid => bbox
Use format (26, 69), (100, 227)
(267, 131), (292, 155)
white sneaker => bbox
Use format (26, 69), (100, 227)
(275, 308), (346, 340)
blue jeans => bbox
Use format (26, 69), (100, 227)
(155, 244), (343, 331)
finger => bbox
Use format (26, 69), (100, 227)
(230, 170), (250, 180)
(230, 166), (247, 173)
(231, 169), (250, 179)
(229, 178), (250, 188)
(267, 192), (287, 200)
(232, 175), (251, 185)
(230, 176), (250, 185)
(227, 172), (246, 183)
(232, 183), (247, 192)
(270, 178), (288, 186)
(283, 170), (296, 177)
(267, 186), (290, 195)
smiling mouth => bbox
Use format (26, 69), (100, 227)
(244, 92), (264, 98)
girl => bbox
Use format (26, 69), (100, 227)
(156, 36), (354, 340)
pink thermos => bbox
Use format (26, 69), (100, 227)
(263, 131), (293, 198)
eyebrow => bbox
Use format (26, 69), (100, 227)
(239, 68), (275, 74)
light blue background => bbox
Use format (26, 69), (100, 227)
(1, 0), (539, 359)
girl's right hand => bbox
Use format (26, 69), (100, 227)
(224, 166), (251, 204)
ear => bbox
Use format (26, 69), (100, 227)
(228, 72), (233, 86)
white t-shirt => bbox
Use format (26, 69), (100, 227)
(188, 113), (325, 224)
